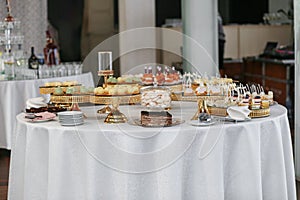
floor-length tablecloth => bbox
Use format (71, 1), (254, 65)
(0, 72), (94, 149)
(8, 102), (296, 200)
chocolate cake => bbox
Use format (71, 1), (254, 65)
(141, 111), (172, 126)
(26, 106), (67, 113)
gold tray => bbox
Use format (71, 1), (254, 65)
(168, 84), (183, 93)
(171, 93), (225, 102)
(50, 95), (90, 103)
(207, 106), (270, 118)
(249, 108), (270, 118)
(207, 106), (228, 116)
(90, 94), (141, 105)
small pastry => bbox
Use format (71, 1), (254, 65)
(251, 95), (261, 110)
(261, 100), (270, 109)
(155, 73), (165, 85)
(66, 87), (75, 95)
(142, 73), (153, 85)
(195, 86), (207, 96)
(80, 86), (88, 94)
(45, 81), (62, 87)
(267, 91), (274, 103)
(107, 76), (117, 84)
(63, 81), (78, 86)
(53, 86), (64, 95)
(94, 87), (104, 95)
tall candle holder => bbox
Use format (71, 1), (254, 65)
(97, 51), (114, 114)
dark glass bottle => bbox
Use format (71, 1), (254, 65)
(28, 47), (38, 70)
(43, 30), (60, 66)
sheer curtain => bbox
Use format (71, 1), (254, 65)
(0, 0), (47, 55)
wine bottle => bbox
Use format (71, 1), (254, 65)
(28, 47), (38, 69)
(43, 30), (60, 66)
(28, 46), (39, 78)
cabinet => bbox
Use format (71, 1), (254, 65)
(243, 57), (294, 119)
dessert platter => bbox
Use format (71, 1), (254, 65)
(131, 85), (184, 127)
(39, 81), (82, 95)
(50, 85), (94, 104)
(24, 111), (56, 123)
(205, 83), (273, 118)
(25, 97), (67, 114)
(38, 81), (94, 111)
(141, 66), (182, 86)
(90, 84), (141, 105)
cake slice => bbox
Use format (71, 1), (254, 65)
(141, 111), (172, 126)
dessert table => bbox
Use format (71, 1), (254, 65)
(8, 102), (296, 200)
(0, 72), (94, 149)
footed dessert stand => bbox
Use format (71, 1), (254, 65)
(50, 95), (90, 111)
(90, 94), (141, 123)
(97, 51), (114, 114)
(96, 70), (114, 114)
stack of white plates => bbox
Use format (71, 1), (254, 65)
(57, 111), (84, 126)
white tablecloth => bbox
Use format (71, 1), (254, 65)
(8, 102), (296, 200)
(0, 72), (94, 149)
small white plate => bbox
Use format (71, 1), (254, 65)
(189, 120), (216, 126)
(57, 111), (83, 117)
(60, 122), (84, 126)
(59, 119), (84, 122)
(58, 116), (83, 120)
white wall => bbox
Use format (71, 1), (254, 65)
(294, 0), (300, 180)
(118, 0), (156, 75)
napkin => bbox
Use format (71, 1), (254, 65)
(227, 106), (251, 121)
(26, 97), (48, 109)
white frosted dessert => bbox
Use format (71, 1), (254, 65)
(141, 88), (171, 109)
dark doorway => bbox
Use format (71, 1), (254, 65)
(48, 0), (84, 62)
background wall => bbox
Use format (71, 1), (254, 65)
(48, 0), (84, 62)
(0, 0), (47, 55)
(269, 0), (291, 13)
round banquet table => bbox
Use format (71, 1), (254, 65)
(0, 72), (94, 149)
(8, 102), (296, 200)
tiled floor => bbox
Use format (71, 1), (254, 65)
(0, 149), (300, 199)
(297, 181), (300, 199)
(0, 149), (9, 200)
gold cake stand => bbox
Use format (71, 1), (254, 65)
(50, 95), (90, 111)
(90, 94), (141, 123)
(39, 84), (82, 95)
